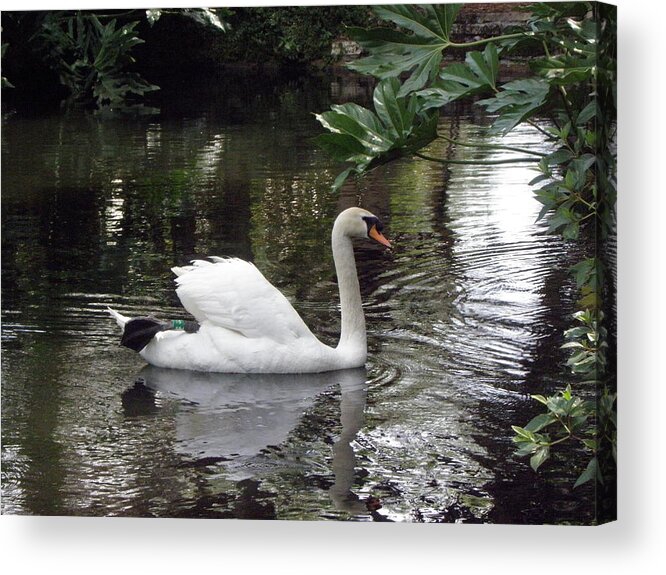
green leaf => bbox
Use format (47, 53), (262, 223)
(466, 42), (499, 89)
(418, 70), (479, 108)
(531, 55), (596, 85)
(316, 109), (392, 153)
(515, 442), (539, 457)
(477, 78), (550, 134)
(582, 438), (597, 450)
(562, 221), (580, 240)
(375, 3), (459, 37)
(373, 77), (411, 139)
(314, 133), (370, 163)
(570, 258), (596, 288)
(524, 412), (557, 433)
(564, 326), (590, 339)
(531, 394), (549, 406)
(535, 182), (559, 218)
(332, 168), (355, 193)
(545, 396), (569, 417)
(546, 206), (575, 234)
(348, 4), (462, 94)
(570, 414), (590, 432)
(574, 457), (598, 488)
(578, 289), (601, 310)
(546, 148), (574, 166)
(530, 445), (550, 471)
(577, 99), (599, 125)
(561, 341), (585, 349)
(570, 354), (597, 373)
(419, 42), (499, 109)
(599, 392), (617, 419)
(529, 173), (551, 186)
(511, 425), (535, 442)
(569, 154), (596, 182)
(566, 351), (588, 366)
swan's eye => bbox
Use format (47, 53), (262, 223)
(362, 215), (383, 235)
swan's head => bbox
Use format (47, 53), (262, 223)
(334, 207), (391, 248)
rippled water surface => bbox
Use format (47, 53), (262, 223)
(2, 72), (593, 523)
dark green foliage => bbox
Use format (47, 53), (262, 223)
(219, 6), (370, 64)
(3, 7), (370, 108)
(34, 11), (159, 109)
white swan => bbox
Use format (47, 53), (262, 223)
(108, 207), (391, 373)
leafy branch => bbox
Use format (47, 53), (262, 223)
(346, 4), (529, 96)
(314, 77), (439, 191)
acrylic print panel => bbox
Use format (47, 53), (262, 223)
(0, 2), (616, 524)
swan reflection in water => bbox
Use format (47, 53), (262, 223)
(121, 365), (380, 518)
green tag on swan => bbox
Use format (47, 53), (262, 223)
(170, 319), (199, 333)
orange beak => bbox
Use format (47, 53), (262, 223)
(369, 225), (391, 248)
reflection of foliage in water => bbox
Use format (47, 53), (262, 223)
(2, 74), (347, 317)
(250, 173), (338, 288)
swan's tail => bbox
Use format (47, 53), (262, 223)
(107, 307), (166, 351)
(107, 307), (200, 352)
(107, 307), (130, 329)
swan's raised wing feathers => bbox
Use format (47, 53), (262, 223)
(173, 258), (314, 343)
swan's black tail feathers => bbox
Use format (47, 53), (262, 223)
(120, 316), (201, 352)
(121, 317), (170, 352)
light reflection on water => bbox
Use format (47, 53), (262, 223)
(2, 74), (593, 523)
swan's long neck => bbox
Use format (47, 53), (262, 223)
(331, 224), (367, 362)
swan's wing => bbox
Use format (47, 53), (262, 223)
(172, 258), (315, 343)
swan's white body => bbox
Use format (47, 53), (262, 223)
(108, 207), (390, 374)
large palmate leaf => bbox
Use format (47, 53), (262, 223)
(476, 78), (550, 134)
(347, 4), (462, 95)
(530, 54), (596, 86)
(315, 77), (438, 190)
(418, 42), (499, 109)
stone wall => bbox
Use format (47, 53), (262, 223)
(454, 2), (532, 42)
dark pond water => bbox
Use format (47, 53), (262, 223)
(1, 70), (593, 523)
